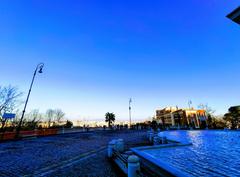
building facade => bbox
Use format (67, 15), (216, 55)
(156, 106), (208, 129)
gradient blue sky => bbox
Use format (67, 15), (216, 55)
(0, 1), (240, 121)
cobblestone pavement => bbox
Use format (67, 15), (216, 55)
(0, 130), (148, 177)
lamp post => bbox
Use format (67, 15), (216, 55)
(129, 98), (132, 128)
(15, 63), (44, 138)
(188, 100), (193, 110)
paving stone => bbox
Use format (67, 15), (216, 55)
(0, 130), (148, 177)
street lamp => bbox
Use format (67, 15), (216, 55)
(129, 98), (132, 128)
(188, 100), (192, 109)
(15, 63), (44, 138)
(227, 6), (240, 25)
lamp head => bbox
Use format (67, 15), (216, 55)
(38, 64), (44, 73)
(227, 6), (240, 25)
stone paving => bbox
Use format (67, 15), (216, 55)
(0, 130), (148, 177)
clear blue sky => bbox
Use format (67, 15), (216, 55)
(0, 1), (239, 121)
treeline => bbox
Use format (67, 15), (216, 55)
(198, 105), (240, 130)
(1, 108), (69, 132)
(0, 85), (72, 133)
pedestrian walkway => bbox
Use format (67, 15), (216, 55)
(0, 130), (147, 176)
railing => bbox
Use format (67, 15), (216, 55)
(37, 129), (58, 136)
(136, 170), (146, 177)
(112, 149), (128, 167)
(0, 129), (58, 141)
(0, 132), (16, 140)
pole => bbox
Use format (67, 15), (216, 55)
(129, 98), (132, 128)
(15, 63), (44, 138)
(188, 100), (192, 109)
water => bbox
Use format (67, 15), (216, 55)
(143, 130), (240, 177)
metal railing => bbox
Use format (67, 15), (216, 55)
(112, 149), (128, 167)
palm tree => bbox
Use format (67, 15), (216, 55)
(105, 112), (115, 128)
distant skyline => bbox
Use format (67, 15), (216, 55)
(0, 1), (240, 121)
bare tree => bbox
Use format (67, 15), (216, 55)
(25, 109), (42, 129)
(11, 110), (25, 129)
(198, 104), (215, 115)
(198, 103), (215, 128)
(54, 109), (65, 125)
(46, 109), (55, 128)
(0, 85), (22, 132)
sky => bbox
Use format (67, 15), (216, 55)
(0, 0), (240, 121)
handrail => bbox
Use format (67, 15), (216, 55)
(136, 170), (145, 177)
(112, 149), (128, 166)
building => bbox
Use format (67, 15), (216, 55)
(156, 106), (208, 129)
